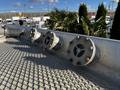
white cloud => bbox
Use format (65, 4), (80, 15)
(48, 0), (58, 3)
(87, 5), (92, 11)
(10, 11), (17, 12)
(29, 0), (44, 3)
(28, 0), (58, 4)
(103, 2), (106, 5)
(30, 6), (34, 8)
(15, 2), (22, 7)
(14, 2), (28, 8)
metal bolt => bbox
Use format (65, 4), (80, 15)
(90, 46), (93, 50)
(86, 38), (89, 40)
(50, 32), (53, 34)
(69, 58), (73, 62)
(76, 36), (80, 39)
(76, 61), (81, 65)
(86, 57), (90, 62)
(49, 43), (52, 47)
(70, 41), (73, 45)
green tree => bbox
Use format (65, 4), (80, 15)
(62, 12), (78, 33)
(45, 8), (67, 30)
(93, 3), (107, 37)
(92, 17), (106, 37)
(78, 3), (90, 35)
(79, 4), (90, 25)
(45, 8), (79, 33)
(95, 3), (107, 22)
(79, 17), (90, 35)
(110, 1), (120, 40)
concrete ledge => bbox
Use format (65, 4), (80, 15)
(4, 25), (120, 84)
(38, 29), (120, 83)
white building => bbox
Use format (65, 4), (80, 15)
(32, 16), (50, 29)
(42, 16), (50, 21)
(12, 17), (20, 21)
(32, 17), (41, 22)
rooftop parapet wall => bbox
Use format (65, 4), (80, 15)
(38, 29), (120, 83)
(4, 24), (120, 84)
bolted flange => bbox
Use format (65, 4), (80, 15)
(30, 28), (41, 43)
(67, 36), (96, 66)
(42, 31), (61, 50)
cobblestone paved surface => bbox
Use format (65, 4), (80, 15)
(0, 38), (120, 90)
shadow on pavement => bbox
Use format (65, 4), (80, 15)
(5, 41), (26, 46)
(23, 54), (120, 90)
(11, 39), (120, 90)
(13, 45), (43, 54)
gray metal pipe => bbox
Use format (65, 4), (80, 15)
(38, 29), (120, 82)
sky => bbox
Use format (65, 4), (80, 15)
(0, 0), (119, 12)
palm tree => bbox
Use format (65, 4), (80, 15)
(92, 17), (106, 37)
(45, 8), (79, 33)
